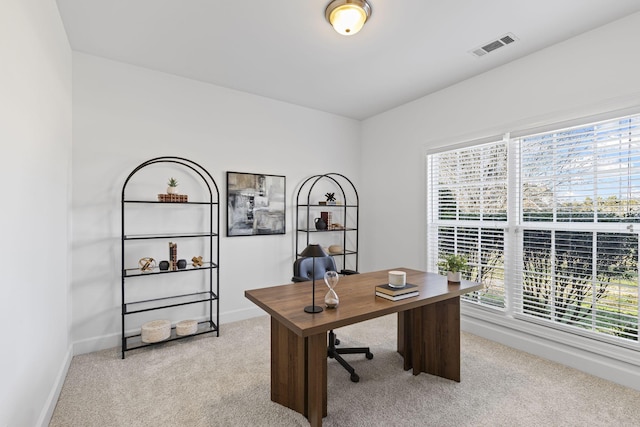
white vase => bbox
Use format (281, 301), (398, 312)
(447, 271), (461, 282)
(167, 186), (178, 194)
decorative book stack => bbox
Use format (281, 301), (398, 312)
(375, 283), (419, 301)
(321, 211), (332, 229)
(169, 242), (178, 271)
(158, 193), (188, 202)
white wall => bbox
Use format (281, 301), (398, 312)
(360, 12), (640, 389)
(0, 1), (72, 426)
(71, 53), (362, 352)
(361, 11), (640, 273)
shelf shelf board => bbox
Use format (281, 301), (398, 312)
(124, 262), (218, 278)
(124, 199), (218, 205)
(124, 232), (217, 240)
(124, 290), (218, 314)
(297, 250), (357, 257)
(296, 204), (357, 208)
(123, 321), (219, 352)
(296, 228), (357, 233)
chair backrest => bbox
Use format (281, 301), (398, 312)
(293, 256), (337, 281)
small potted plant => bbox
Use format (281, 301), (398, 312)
(439, 254), (467, 283)
(167, 177), (178, 194)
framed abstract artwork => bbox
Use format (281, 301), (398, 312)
(226, 172), (286, 236)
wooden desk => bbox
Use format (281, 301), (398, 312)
(245, 268), (482, 426)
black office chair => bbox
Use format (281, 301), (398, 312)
(292, 256), (374, 382)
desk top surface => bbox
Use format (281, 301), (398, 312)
(245, 268), (483, 337)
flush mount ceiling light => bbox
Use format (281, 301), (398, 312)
(325, 0), (372, 36)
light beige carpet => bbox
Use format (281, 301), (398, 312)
(50, 314), (640, 426)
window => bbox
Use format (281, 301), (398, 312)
(427, 113), (640, 348)
(427, 140), (508, 309)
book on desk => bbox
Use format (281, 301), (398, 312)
(375, 283), (419, 301)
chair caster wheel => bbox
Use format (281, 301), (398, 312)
(335, 338), (340, 345)
(350, 373), (360, 383)
(366, 352), (374, 360)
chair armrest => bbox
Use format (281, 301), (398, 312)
(292, 276), (309, 283)
(340, 269), (359, 276)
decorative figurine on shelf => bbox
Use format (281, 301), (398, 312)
(167, 177), (179, 194)
(138, 257), (156, 273)
(325, 192), (337, 205)
(192, 256), (203, 267)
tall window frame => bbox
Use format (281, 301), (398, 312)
(427, 113), (640, 350)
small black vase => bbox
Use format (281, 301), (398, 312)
(159, 260), (170, 271)
(314, 217), (327, 230)
(177, 259), (187, 269)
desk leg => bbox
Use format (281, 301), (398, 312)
(307, 332), (328, 426)
(270, 317), (327, 426)
(397, 296), (461, 382)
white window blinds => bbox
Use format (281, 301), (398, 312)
(427, 141), (508, 309)
(519, 116), (640, 223)
(514, 115), (640, 343)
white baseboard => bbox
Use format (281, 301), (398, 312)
(72, 307), (265, 356)
(38, 345), (73, 427)
(461, 305), (640, 392)
(220, 306), (264, 324)
(73, 331), (121, 355)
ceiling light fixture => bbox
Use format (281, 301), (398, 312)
(325, 0), (372, 36)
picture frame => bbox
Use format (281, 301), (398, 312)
(226, 172), (286, 237)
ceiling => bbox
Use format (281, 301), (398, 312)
(56, 0), (640, 120)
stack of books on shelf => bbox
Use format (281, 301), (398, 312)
(321, 211), (332, 228)
(375, 283), (419, 301)
(157, 193), (188, 202)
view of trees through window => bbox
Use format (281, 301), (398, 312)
(428, 114), (640, 345)
(521, 230), (637, 341)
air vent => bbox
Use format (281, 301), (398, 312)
(500, 34), (515, 45)
(470, 33), (518, 58)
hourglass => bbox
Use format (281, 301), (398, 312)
(324, 270), (340, 308)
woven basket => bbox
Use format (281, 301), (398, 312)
(176, 319), (198, 336)
(141, 319), (171, 343)
(328, 244), (343, 254)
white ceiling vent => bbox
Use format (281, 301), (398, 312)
(470, 33), (518, 58)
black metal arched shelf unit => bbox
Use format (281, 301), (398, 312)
(120, 156), (220, 359)
(295, 173), (359, 273)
